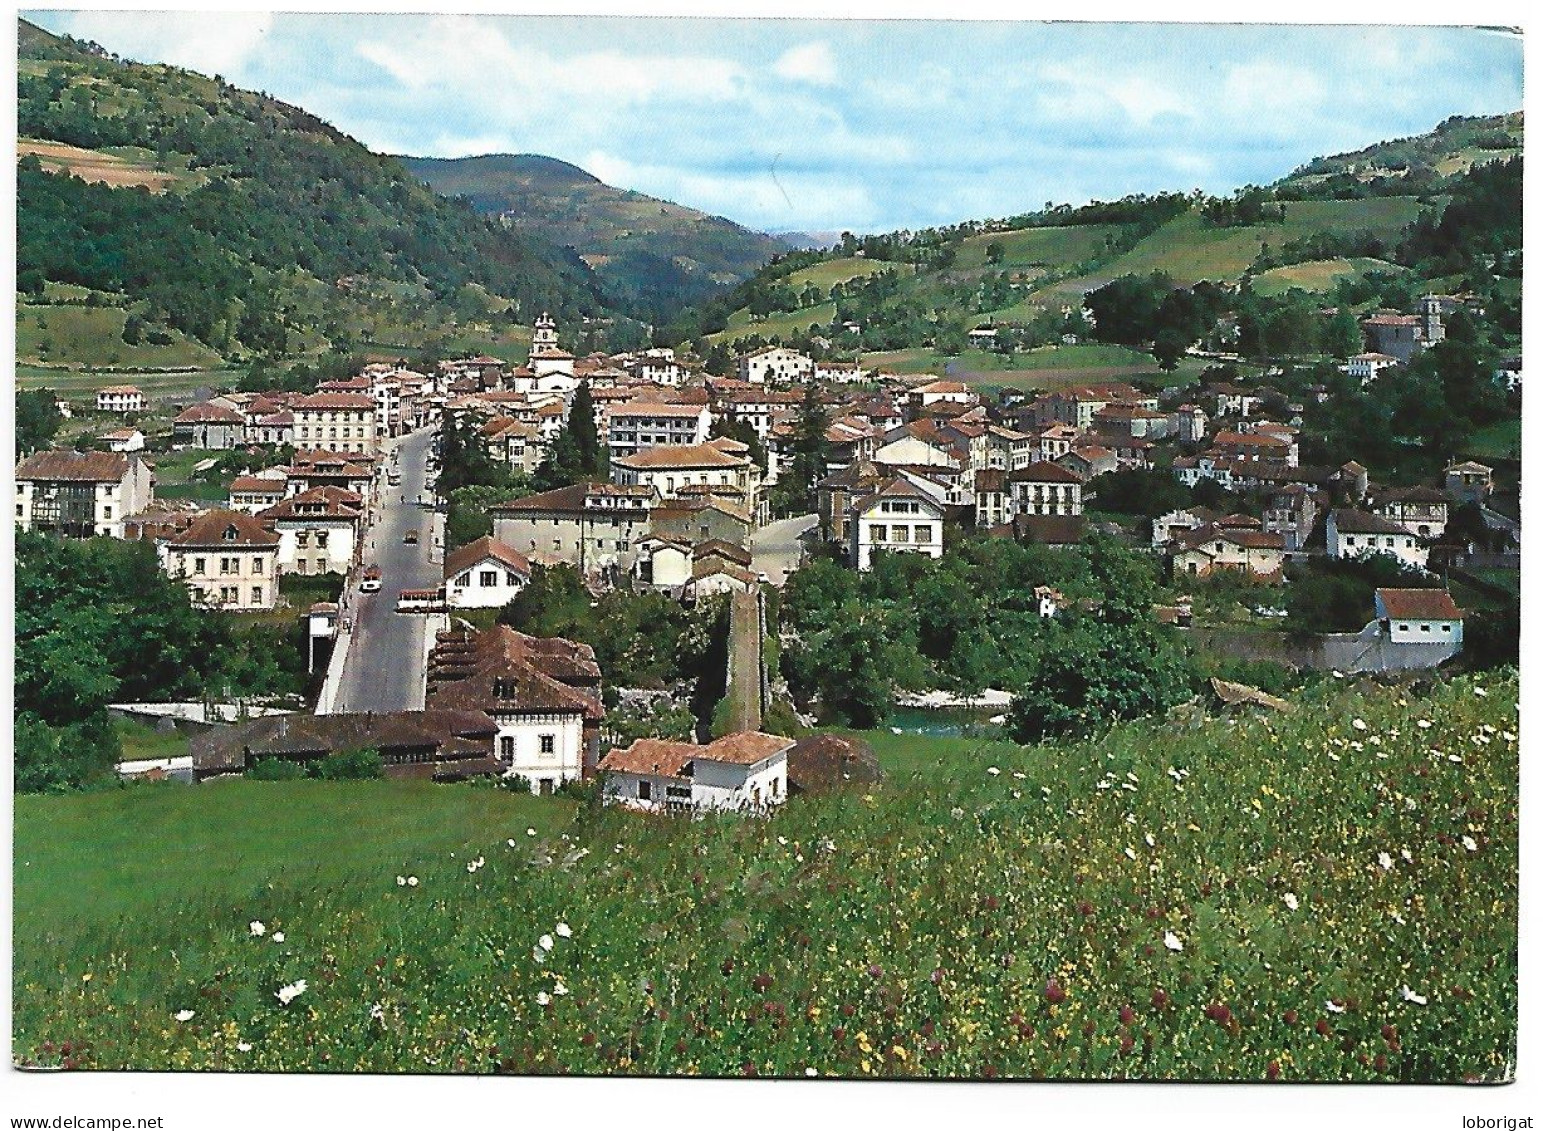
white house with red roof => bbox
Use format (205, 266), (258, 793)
(443, 535), (532, 609)
(1375, 588), (1463, 645)
(599, 731), (792, 813)
(851, 477), (946, 570)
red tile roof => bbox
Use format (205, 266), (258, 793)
(168, 509), (280, 548)
(1377, 588), (1462, 620)
(444, 535), (532, 581)
(16, 449), (132, 482)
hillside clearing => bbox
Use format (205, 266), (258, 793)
(1252, 257), (1406, 297)
(18, 138), (191, 192)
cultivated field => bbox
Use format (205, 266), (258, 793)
(1252, 257), (1407, 297)
(14, 673), (1516, 1080)
(17, 137), (192, 192)
(16, 304), (227, 371)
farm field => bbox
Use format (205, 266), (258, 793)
(782, 256), (911, 294)
(16, 303), (227, 370)
(1251, 257), (1406, 297)
(13, 673), (1516, 1080)
(17, 137), (201, 193)
(16, 363), (241, 402)
(956, 224), (1120, 270)
(711, 301), (837, 347)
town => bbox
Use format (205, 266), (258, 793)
(16, 291), (1519, 806)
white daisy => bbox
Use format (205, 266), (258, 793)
(1163, 931), (1183, 952)
(175, 1009), (195, 1022)
(249, 920), (266, 937)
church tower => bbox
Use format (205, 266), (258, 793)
(531, 312), (560, 358)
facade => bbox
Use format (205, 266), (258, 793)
(1171, 524), (1286, 580)
(606, 402), (712, 458)
(851, 478), (946, 571)
(1261, 485), (1319, 554)
(491, 482), (655, 579)
(599, 732), (792, 813)
(1445, 460), (1494, 503)
(1008, 461), (1084, 518)
(227, 475), (289, 514)
(443, 536), (532, 609)
(1327, 508), (1429, 571)
(1375, 588), (1464, 645)
(15, 449), (155, 539)
(163, 510), (281, 611)
(292, 393), (379, 455)
(96, 385), (144, 413)
(173, 402), (246, 449)
(258, 486), (362, 576)
(737, 346), (815, 385)
(1343, 352), (1401, 387)
(1372, 486), (1449, 540)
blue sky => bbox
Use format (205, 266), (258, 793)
(26, 12), (1524, 234)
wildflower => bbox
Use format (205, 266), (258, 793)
(1399, 849), (1412, 863)
(532, 947), (546, 964)
(538, 934), (554, 952)
(1012, 772), (1025, 780)
(1400, 985), (1428, 1006)
(236, 1041), (252, 1053)
(249, 920), (266, 937)
(175, 1009), (195, 1022)
(1144, 833), (1155, 848)
(986, 766), (1001, 776)
(507, 838), (517, 847)
(1044, 978), (1067, 1005)
(555, 922), (572, 939)
(407, 876), (418, 887)
(535, 991), (551, 1007)
(272, 932), (285, 944)
(1377, 852), (1394, 871)
(276, 980), (308, 1006)
(553, 982), (569, 997)
(1474, 687), (1488, 697)
(805, 1067), (818, 1077)
(81, 973), (92, 983)
(950, 807), (965, 820)
(1283, 893), (1299, 911)
(527, 827), (538, 837)
(1326, 1000), (1346, 1014)
(777, 836), (788, 846)
(1163, 931), (1184, 953)
(1462, 836), (1478, 852)
(1417, 719), (1432, 729)
(396, 876), (406, 886)
(467, 862), (478, 873)
(1352, 718), (1367, 731)
(1124, 846), (1137, 861)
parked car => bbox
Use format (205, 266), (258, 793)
(404, 529), (420, 545)
(360, 565), (383, 593)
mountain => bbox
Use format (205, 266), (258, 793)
(15, 18), (615, 369)
(1275, 112), (1523, 198)
(769, 230), (846, 251)
(400, 152), (787, 324)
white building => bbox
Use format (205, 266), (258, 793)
(1327, 508), (1429, 571)
(173, 402), (246, 449)
(610, 442), (754, 503)
(1375, 587), (1464, 646)
(96, 385), (145, 414)
(491, 482), (655, 579)
(443, 535), (532, 609)
(102, 428), (146, 453)
(258, 486), (363, 576)
(1008, 461), (1084, 518)
(292, 393), (379, 455)
(737, 346), (815, 385)
(15, 449), (155, 539)
(606, 402), (712, 458)
(1343, 352), (1401, 387)
(599, 732), (792, 813)
(163, 509), (280, 611)
(851, 478), (946, 571)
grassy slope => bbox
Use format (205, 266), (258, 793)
(1251, 257), (1407, 297)
(16, 303), (226, 369)
(14, 673), (1517, 1080)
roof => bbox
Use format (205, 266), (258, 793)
(97, 385), (143, 395)
(489, 482), (652, 514)
(693, 538), (753, 566)
(608, 401), (707, 418)
(613, 443), (748, 470)
(191, 709), (498, 774)
(444, 535), (532, 580)
(16, 449), (132, 482)
(1175, 523), (1285, 552)
(228, 476), (288, 494)
(174, 402), (245, 424)
(1331, 508), (1410, 536)
(912, 379), (970, 395)
(1014, 514), (1087, 545)
(698, 731), (795, 766)
(598, 738), (696, 777)
(168, 509), (281, 549)
(1010, 461), (1084, 484)
(1377, 588), (1462, 620)
(258, 485), (363, 521)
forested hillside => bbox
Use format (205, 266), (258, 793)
(402, 153), (788, 324)
(15, 19), (616, 364)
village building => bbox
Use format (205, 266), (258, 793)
(1012, 513), (1088, 550)
(1034, 424), (1079, 463)
(15, 449), (155, 539)
(610, 442), (754, 505)
(427, 625), (604, 790)
(172, 401), (245, 449)
(95, 385), (145, 414)
(101, 428), (146, 453)
(1171, 403), (1208, 443)
(481, 416), (544, 476)
(292, 392), (379, 456)
(1370, 485), (1450, 540)
(1008, 461), (1084, 518)
(649, 495), (753, 549)
(1261, 485), (1320, 554)
(1444, 460), (1494, 503)
(974, 467), (1009, 528)
(1170, 523), (1286, 580)
(227, 474), (289, 514)
(258, 486), (363, 576)
(490, 481), (655, 579)
(163, 509), (281, 611)
(1374, 587), (1464, 646)
(606, 401), (713, 458)
(598, 731), (793, 813)
(1327, 508), (1429, 571)
(443, 536), (532, 609)
(737, 346), (815, 385)
(907, 379), (977, 412)
(1343, 352), (1401, 387)
(850, 477), (947, 571)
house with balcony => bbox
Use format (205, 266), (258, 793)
(15, 449), (155, 539)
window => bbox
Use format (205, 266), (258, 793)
(915, 525), (933, 544)
(297, 531), (310, 547)
(1442, 624), (1451, 633)
(480, 569), (498, 587)
(1420, 623), (1431, 633)
(316, 531), (329, 548)
(499, 735), (515, 761)
(251, 586), (264, 605)
(193, 557), (206, 575)
(540, 734), (555, 755)
(891, 525), (910, 543)
(506, 571), (521, 587)
(103, 505), (113, 520)
(253, 557), (265, 574)
(638, 780), (652, 801)
(870, 523), (887, 542)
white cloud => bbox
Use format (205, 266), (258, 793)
(772, 41), (838, 86)
(1222, 61), (1326, 114)
(48, 11), (275, 80)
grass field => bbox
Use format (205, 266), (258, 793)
(782, 257), (909, 294)
(711, 302), (837, 347)
(12, 673), (1517, 1078)
(16, 304), (227, 370)
(1033, 197), (1427, 304)
(1463, 418), (1522, 462)
(1252, 257), (1406, 297)
(17, 137), (200, 193)
(16, 364), (240, 402)
(956, 225), (1120, 271)
(15, 780), (573, 945)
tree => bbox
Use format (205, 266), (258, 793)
(1007, 619), (1193, 742)
(16, 388), (62, 455)
(985, 240), (1005, 265)
(772, 383), (830, 516)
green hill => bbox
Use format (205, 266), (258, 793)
(401, 152), (787, 323)
(15, 18), (614, 370)
(13, 671), (1517, 1079)
(1277, 112), (1523, 197)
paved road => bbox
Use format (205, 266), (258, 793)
(331, 428), (441, 713)
(751, 513), (818, 586)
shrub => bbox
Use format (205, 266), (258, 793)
(246, 757), (306, 781)
(312, 747), (383, 780)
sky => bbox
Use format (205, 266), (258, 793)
(25, 10), (1525, 235)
